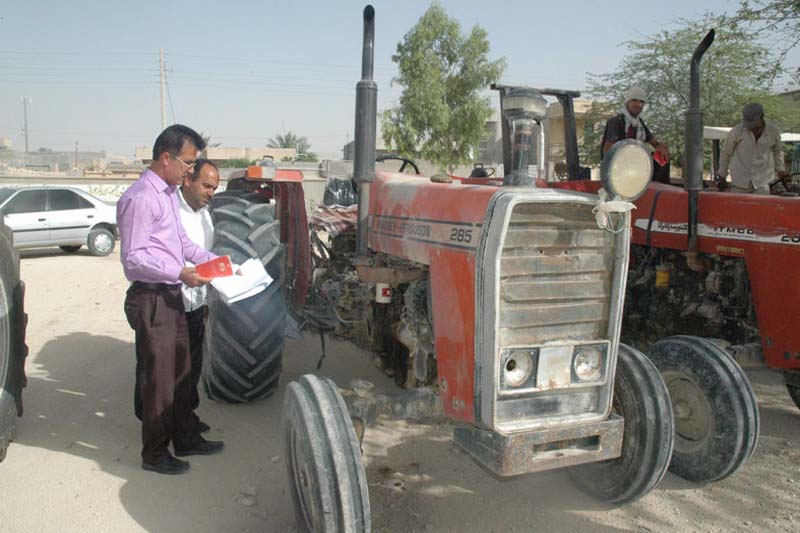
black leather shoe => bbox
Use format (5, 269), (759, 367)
(174, 437), (224, 457)
(142, 456), (190, 475)
(195, 420), (211, 433)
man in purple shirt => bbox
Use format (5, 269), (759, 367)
(118, 124), (224, 475)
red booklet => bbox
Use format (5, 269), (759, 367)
(195, 255), (234, 279)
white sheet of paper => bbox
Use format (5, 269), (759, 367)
(210, 258), (273, 304)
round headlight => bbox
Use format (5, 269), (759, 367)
(601, 139), (653, 201)
(504, 350), (534, 388)
(573, 346), (603, 381)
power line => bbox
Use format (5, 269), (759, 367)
(0, 49), (154, 57)
(165, 67), (177, 125)
(169, 51), (395, 72)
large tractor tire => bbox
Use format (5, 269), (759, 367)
(202, 192), (287, 403)
(648, 335), (759, 483)
(571, 343), (674, 505)
(283, 374), (370, 532)
(0, 219), (27, 463)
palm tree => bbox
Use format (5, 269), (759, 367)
(267, 131), (317, 162)
(267, 132), (311, 153)
(200, 132), (221, 148)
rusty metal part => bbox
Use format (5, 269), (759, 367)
(394, 280), (435, 383)
(355, 264), (427, 285)
(453, 415), (623, 477)
(343, 380), (443, 425)
(685, 250), (707, 272)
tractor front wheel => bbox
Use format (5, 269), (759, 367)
(283, 374), (370, 532)
(648, 335), (759, 483)
(784, 372), (800, 410)
(570, 343), (674, 505)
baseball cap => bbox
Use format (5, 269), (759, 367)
(742, 103), (764, 129)
(624, 86), (647, 104)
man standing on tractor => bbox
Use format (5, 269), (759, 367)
(119, 125), (224, 475)
(601, 86), (671, 183)
(716, 103), (789, 194)
(177, 158), (220, 435)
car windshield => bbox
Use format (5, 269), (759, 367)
(0, 189), (16, 205)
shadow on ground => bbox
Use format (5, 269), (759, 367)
(14, 331), (800, 532)
(20, 247), (103, 259)
(15, 331), (297, 532)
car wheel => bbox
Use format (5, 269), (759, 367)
(59, 245), (81, 254)
(87, 228), (115, 257)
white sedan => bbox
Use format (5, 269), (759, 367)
(0, 187), (117, 256)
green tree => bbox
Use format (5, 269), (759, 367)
(267, 131), (317, 162)
(585, 13), (791, 167)
(381, 2), (505, 171)
(216, 158), (253, 168)
(730, 1), (800, 81)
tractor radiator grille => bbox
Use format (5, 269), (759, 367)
(498, 203), (615, 348)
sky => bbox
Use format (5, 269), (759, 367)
(0, 0), (797, 159)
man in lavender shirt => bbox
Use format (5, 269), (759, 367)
(118, 124), (224, 475)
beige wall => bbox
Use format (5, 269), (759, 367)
(135, 146), (297, 163)
(205, 146), (296, 162)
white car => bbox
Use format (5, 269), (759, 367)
(0, 187), (118, 256)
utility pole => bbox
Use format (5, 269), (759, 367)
(20, 96), (31, 153)
(159, 48), (166, 130)
(74, 141), (79, 169)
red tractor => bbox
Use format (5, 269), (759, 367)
(618, 30), (799, 481)
(201, 10), (758, 531)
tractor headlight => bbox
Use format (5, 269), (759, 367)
(503, 350), (535, 388)
(573, 346), (603, 382)
(601, 139), (652, 201)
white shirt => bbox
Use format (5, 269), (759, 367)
(177, 188), (215, 312)
(718, 121), (785, 191)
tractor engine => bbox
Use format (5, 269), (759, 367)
(307, 226), (436, 388)
(624, 246), (759, 350)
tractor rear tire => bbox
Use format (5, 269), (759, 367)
(283, 374), (370, 532)
(0, 219), (26, 463)
(648, 335), (759, 483)
(202, 192), (286, 403)
(570, 343), (674, 505)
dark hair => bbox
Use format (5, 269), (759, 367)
(151, 124), (206, 161)
(189, 158), (218, 181)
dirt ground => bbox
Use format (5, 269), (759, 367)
(1, 248), (799, 532)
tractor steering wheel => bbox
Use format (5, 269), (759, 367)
(376, 154), (420, 175)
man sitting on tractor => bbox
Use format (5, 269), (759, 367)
(601, 86), (671, 183)
(716, 102), (790, 194)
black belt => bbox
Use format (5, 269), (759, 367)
(131, 281), (182, 292)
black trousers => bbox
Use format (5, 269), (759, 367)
(135, 305), (207, 424)
(185, 305), (207, 415)
(125, 284), (197, 464)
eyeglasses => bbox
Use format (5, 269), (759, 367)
(172, 154), (197, 169)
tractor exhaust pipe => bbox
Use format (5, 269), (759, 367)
(684, 29), (714, 270)
(353, 5), (377, 258)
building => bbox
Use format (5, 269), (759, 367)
(341, 130), (392, 161)
(134, 146), (297, 164)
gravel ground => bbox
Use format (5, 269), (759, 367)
(1, 247), (799, 532)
